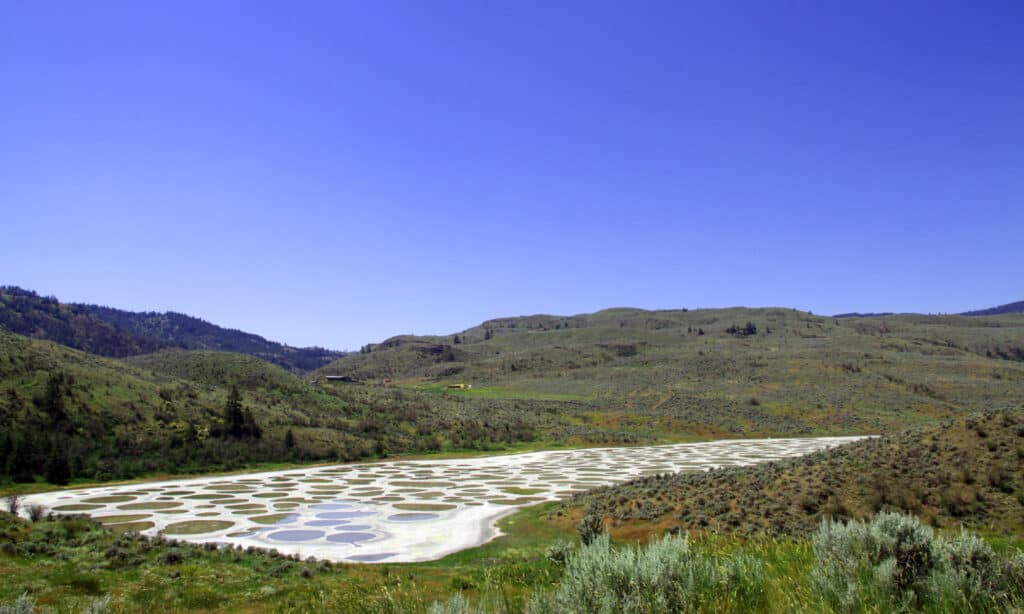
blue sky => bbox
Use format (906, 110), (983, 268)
(2, 1), (1022, 350)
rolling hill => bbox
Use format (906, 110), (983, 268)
(0, 330), (562, 484)
(0, 286), (343, 372)
(319, 307), (1024, 438)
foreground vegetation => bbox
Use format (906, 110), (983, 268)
(1, 504), (1020, 613)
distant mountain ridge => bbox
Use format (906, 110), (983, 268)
(960, 301), (1024, 317)
(0, 286), (343, 372)
(832, 300), (1024, 319)
(832, 312), (895, 319)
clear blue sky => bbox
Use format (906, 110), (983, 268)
(2, 1), (1022, 350)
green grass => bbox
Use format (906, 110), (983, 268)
(3, 503), (1019, 613)
(405, 382), (592, 401)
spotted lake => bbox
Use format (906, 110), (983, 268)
(21, 437), (862, 563)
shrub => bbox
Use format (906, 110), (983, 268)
(0, 594), (35, 614)
(546, 539), (573, 566)
(159, 548), (184, 565)
(4, 496), (21, 516)
(811, 512), (937, 610)
(428, 593), (482, 614)
(528, 533), (768, 613)
(26, 505), (45, 523)
(83, 594), (112, 614)
(989, 467), (1015, 494)
(927, 532), (1024, 610)
(577, 513), (604, 546)
(811, 512), (1024, 612)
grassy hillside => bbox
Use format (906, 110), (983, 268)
(321, 307), (1024, 438)
(563, 409), (1024, 540)
(3, 304), (1023, 487)
(124, 350), (309, 393)
(0, 286), (343, 372)
(0, 332), (573, 485)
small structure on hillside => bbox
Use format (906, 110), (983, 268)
(446, 383), (472, 389)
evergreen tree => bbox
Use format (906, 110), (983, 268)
(0, 431), (11, 476)
(5, 387), (21, 412)
(242, 407), (261, 439)
(284, 428), (295, 450)
(223, 386), (245, 439)
(7, 431), (36, 483)
(43, 371), (69, 429)
(45, 441), (71, 485)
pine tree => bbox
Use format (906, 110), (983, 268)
(223, 386), (245, 439)
(0, 431), (12, 476)
(7, 431), (36, 483)
(45, 442), (71, 485)
(43, 372), (69, 429)
(242, 408), (261, 439)
(6, 386), (21, 411)
(284, 428), (295, 450)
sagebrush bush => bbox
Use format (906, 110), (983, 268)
(82, 595), (112, 614)
(927, 532), (1024, 611)
(427, 593), (485, 614)
(812, 512), (1024, 612)
(0, 594), (34, 614)
(546, 539), (573, 566)
(577, 513), (604, 546)
(528, 533), (768, 613)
